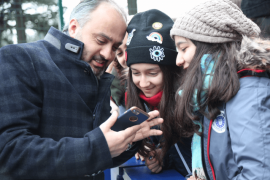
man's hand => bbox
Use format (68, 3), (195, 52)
(132, 110), (163, 142)
(145, 149), (163, 173)
(100, 110), (163, 158)
(100, 111), (141, 158)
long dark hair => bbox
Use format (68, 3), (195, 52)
(172, 40), (241, 142)
(113, 58), (124, 77)
(126, 64), (183, 159)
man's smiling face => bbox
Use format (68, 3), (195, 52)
(69, 2), (126, 78)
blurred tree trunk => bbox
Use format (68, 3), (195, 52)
(11, 0), (26, 43)
(0, 11), (4, 47)
(0, 0), (59, 46)
(0, 0), (10, 47)
(127, 0), (137, 15)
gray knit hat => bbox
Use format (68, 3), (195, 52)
(170, 0), (261, 43)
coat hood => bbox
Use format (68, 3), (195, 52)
(237, 36), (270, 70)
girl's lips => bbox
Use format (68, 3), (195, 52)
(143, 87), (155, 92)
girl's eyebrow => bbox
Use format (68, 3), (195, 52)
(176, 41), (187, 47)
(131, 67), (159, 71)
(147, 67), (159, 70)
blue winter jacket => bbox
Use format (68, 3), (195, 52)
(189, 36), (270, 180)
(201, 75), (270, 180)
(0, 27), (139, 180)
(199, 36), (270, 180)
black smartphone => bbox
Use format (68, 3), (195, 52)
(111, 106), (150, 132)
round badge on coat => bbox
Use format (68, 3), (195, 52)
(212, 111), (226, 133)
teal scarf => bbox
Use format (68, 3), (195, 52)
(179, 54), (215, 179)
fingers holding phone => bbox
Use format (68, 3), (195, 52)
(100, 111), (140, 158)
(100, 107), (163, 158)
(133, 110), (163, 142)
(146, 110), (160, 121)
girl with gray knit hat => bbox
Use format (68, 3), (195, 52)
(169, 0), (270, 180)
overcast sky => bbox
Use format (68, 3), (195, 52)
(62, 0), (202, 24)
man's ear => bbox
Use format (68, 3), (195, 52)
(69, 19), (80, 38)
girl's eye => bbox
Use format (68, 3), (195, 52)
(150, 73), (157, 75)
(181, 47), (187, 52)
(117, 51), (123, 56)
(132, 72), (139, 75)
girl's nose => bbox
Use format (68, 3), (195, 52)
(176, 53), (184, 67)
(139, 76), (150, 88)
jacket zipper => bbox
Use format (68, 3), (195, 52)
(207, 120), (216, 180)
(201, 121), (211, 180)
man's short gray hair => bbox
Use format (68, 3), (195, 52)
(63, 0), (127, 33)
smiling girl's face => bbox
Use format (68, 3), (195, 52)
(174, 36), (196, 69)
(130, 63), (163, 98)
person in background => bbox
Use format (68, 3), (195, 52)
(241, 0), (270, 38)
(170, 0), (270, 179)
(125, 9), (192, 176)
(230, 0), (241, 7)
(106, 32), (128, 114)
(228, 0), (270, 38)
(0, 0), (164, 179)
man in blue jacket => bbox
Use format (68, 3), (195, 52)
(0, 0), (163, 179)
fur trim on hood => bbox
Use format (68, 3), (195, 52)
(237, 36), (270, 70)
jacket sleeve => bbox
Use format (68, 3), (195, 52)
(226, 77), (270, 180)
(0, 45), (114, 179)
(111, 141), (141, 167)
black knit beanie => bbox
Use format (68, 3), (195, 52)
(126, 9), (177, 67)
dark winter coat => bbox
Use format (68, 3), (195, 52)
(0, 27), (138, 180)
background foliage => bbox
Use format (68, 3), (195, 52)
(0, 0), (65, 47)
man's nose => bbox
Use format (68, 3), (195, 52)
(100, 45), (114, 61)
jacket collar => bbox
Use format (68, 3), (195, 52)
(44, 26), (115, 82)
(44, 26), (84, 60)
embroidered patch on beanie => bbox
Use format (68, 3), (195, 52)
(152, 22), (163, 29)
(146, 32), (163, 44)
(126, 29), (136, 46)
(149, 46), (165, 62)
